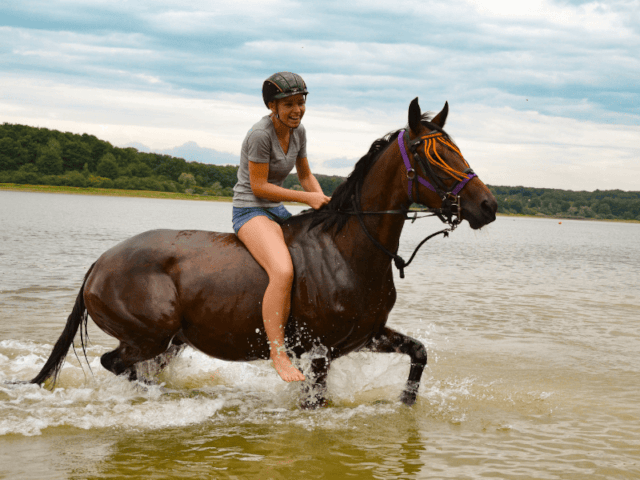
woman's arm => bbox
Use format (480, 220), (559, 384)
(295, 157), (325, 194)
(249, 161), (329, 210)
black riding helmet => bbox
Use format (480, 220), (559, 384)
(262, 72), (308, 108)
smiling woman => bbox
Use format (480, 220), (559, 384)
(232, 72), (330, 383)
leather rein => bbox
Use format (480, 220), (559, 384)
(348, 128), (477, 279)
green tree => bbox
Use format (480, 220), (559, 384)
(116, 147), (138, 167)
(127, 161), (153, 178)
(178, 172), (196, 188)
(114, 176), (134, 189)
(62, 139), (92, 171)
(594, 202), (612, 216)
(36, 139), (64, 175)
(96, 153), (120, 179)
(63, 170), (87, 188)
(0, 137), (21, 171)
(14, 163), (41, 184)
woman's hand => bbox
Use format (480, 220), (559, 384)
(306, 192), (331, 210)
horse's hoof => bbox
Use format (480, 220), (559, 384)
(400, 391), (417, 406)
(300, 397), (329, 410)
(400, 380), (419, 406)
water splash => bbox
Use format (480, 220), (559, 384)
(1, 338), (556, 436)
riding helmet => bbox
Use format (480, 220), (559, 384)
(262, 72), (308, 108)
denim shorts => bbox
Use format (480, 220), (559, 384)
(232, 205), (292, 235)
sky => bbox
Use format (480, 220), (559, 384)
(1, 0), (639, 191)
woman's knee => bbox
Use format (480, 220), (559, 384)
(269, 258), (294, 286)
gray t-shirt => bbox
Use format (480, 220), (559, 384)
(232, 115), (307, 208)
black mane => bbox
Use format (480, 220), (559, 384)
(289, 113), (437, 234)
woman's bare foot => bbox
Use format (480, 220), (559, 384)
(271, 350), (305, 382)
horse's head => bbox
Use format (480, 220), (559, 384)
(404, 98), (497, 229)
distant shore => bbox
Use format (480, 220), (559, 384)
(0, 183), (232, 203)
(1, 183), (638, 224)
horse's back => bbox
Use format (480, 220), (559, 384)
(86, 228), (267, 300)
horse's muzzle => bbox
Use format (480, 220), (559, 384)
(465, 195), (498, 229)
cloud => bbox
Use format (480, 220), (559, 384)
(446, 103), (640, 190)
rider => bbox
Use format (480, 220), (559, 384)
(232, 72), (331, 382)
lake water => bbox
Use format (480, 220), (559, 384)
(1, 190), (639, 479)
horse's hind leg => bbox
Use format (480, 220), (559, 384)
(86, 270), (182, 382)
(365, 327), (427, 406)
(101, 345), (139, 381)
(150, 337), (186, 372)
(101, 339), (174, 382)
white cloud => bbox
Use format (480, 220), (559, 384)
(447, 104), (640, 190)
(465, 0), (631, 35)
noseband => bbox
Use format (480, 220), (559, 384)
(350, 128), (478, 279)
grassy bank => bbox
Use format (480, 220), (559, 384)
(0, 183), (232, 202)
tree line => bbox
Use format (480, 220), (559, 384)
(0, 123), (343, 197)
(1, 123), (638, 221)
(489, 185), (640, 221)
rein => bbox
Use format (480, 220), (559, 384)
(342, 129), (477, 279)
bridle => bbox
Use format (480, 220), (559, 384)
(349, 128), (478, 279)
(398, 129), (477, 225)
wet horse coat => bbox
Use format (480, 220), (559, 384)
(31, 99), (498, 407)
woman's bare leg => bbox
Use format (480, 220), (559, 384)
(238, 216), (305, 382)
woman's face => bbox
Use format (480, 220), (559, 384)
(270, 94), (306, 129)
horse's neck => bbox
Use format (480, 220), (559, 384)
(284, 146), (409, 276)
(339, 148), (409, 270)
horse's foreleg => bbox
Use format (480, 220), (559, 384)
(300, 346), (331, 410)
(366, 327), (427, 406)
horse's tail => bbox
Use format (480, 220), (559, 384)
(30, 262), (96, 386)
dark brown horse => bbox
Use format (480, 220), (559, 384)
(30, 99), (497, 407)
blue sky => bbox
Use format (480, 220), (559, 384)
(1, 0), (638, 191)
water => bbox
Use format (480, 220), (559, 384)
(1, 190), (639, 479)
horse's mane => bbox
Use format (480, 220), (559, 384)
(289, 112), (439, 234)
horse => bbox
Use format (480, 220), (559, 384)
(29, 98), (497, 408)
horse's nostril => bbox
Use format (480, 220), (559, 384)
(481, 198), (498, 217)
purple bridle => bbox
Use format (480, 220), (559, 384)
(397, 129), (477, 212)
(350, 128), (480, 279)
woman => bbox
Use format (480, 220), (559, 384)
(232, 72), (331, 382)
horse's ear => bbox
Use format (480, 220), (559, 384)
(431, 101), (449, 128)
(408, 97), (422, 135)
